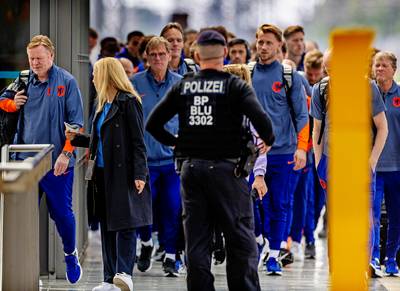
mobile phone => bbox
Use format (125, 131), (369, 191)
(64, 122), (80, 133)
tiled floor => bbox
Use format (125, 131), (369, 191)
(40, 231), (399, 291)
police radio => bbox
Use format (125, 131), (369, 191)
(234, 118), (259, 178)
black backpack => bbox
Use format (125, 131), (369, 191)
(0, 70), (30, 148)
(317, 76), (329, 145)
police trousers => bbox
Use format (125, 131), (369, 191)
(180, 159), (260, 291)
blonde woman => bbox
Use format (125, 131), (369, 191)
(66, 57), (151, 291)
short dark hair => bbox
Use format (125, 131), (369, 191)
(127, 31), (144, 42)
(139, 35), (156, 57)
(160, 22), (184, 37)
(283, 25), (305, 40)
(100, 37), (119, 57)
(228, 38), (249, 49)
(89, 28), (98, 39)
(227, 38), (251, 62)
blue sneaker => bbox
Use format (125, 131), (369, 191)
(369, 258), (383, 278)
(266, 257), (282, 276)
(385, 258), (400, 277)
(65, 249), (82, 284)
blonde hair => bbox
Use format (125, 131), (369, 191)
(27, 35), (55, 54)
(145, 36), (171, 55)
(223, 64), (251, 85)
(94, 57), (141, 112)
(304, 49), (323, 70)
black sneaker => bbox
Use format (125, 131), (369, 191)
(163, 258), (179, 277)
(137, 244), (154, 272)
(304, 243), (316, 259)
(154, 245), (166, 262)
(213, 248), (226, 265)
(278, 248), (294, 267)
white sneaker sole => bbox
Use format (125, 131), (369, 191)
(266, 270), (282, 276)
(113, 277), (132, 291)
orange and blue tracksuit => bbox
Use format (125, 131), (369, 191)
(0, 65), (84, 254)
(373, 81), (400, 262)
(287, 96), (315, 244)
(252, 60), (308, 253)
(311, 80), (386, 260)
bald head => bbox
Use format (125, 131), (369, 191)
(119, 57), (134, 78)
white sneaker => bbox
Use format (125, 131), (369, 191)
(92, 282), (121, 291)
(291, 241), (304, 261)
(113, 273), (133, 291)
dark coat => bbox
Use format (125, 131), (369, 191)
(72, 91), (152, 231)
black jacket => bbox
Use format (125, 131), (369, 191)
(72, 91), (151, 231)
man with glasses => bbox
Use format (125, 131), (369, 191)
(131, 36), (183, 277)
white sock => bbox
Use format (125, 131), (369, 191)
(165, 253), (175, 261)
(141, 239), (153, 247)
(64, 248), (77, 256)
(292, 241), (301, 248)
(255, 235), (264, 245)
(280, 241), (287, 249)
(269, 250), (279, 258)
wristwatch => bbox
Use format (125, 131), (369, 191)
(62, 150), (73, 159)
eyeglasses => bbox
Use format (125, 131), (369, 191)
(148, 52), (168, 59)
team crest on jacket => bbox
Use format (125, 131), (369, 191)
(272, 81), (283, 93)
(393, 97), (400, 107)
(57, 85), (65, 97)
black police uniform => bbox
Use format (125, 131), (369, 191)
(146, 67), (274, 291)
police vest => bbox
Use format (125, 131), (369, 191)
(175, 70), (244, 159)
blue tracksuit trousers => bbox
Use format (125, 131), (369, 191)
(262, 154), (293, 251)
(373, 171), (400, 260)
(137, 163), (181, 254)
(39, 168), (76, 254)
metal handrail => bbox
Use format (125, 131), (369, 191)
(0, 144), (54, 181)
(0, 144), (54, 289)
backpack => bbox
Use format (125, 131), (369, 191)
(248, 61), (297, 130)
(183, 58), (199, 73)
(317, 77), (330, 145)
(0, 70), (30, 148)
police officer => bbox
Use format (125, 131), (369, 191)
(146, 30), (275, 291)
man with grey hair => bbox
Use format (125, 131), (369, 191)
(146, 30), (275, 291)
